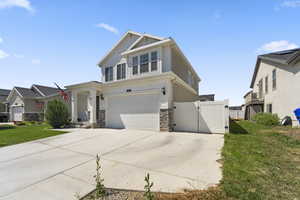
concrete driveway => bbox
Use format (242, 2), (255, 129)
(0, 129), (224, 200)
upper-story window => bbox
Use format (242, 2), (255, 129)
(132, 56), (138, 75)
(265, 76), (268, 94)
(272, 69), (276, 90)
(140, 54), (149, 73)
(151, 51), (158, 71)
(105, 66), (113, 82)
(117, 63), (126, 80)
(258, 78), (263, 98)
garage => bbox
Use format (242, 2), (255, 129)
(106, 93), (160, 131)
(11, 106), (24, 121)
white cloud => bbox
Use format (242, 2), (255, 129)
(96, 23), (119, 35)
(257, 40), (299, 53)
(14, 54), (24, 58)
(0, 37), (3, 43)
(281, 0), (300, 8)
(31, 58), (40, 64)
(0, 0), (35, 13)
(0, 49), (9, 59)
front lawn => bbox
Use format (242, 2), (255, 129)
(0, 123), (68, 147)
(222, 120), (300, 200)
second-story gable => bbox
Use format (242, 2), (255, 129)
(97, 31), (201, 93)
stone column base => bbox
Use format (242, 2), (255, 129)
(160, 108), (174, 132)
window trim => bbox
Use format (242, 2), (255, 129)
(117, 63), (126, 80)
(150, 51), (158, 72)
(105, 66), (113, 82)
(140, 53), (149, 73)
(132, 56), (138, 75)
(272, 69), (276, 91)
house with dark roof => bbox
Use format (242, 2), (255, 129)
(6, 84), (70, 121)
(0, 89), (11, 122)
(244, 48), (300, 125)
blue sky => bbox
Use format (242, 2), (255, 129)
(0, 0), (300, 105)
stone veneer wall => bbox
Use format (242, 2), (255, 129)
(160, 108), (174, 132)
(23, 112), (44, 121)
(97, 110), (105, 128)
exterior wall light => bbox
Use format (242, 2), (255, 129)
(161, 87), (166, 95)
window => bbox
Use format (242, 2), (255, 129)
(272, 69), (276, 90)
(117, 63), (126, 80)
(265, 76), (268, 94)
(188, 71), (192, 85)
(132, 56), (138, 75)
(140, 53), (149, 73)
(105, 67), (113, 82)
(151, 51), (158, 71)
(258, 79), (263, 98)
(267, 104), (272, 113)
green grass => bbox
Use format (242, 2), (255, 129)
(0, 124), (68, 147)
(222, 120), (300, 200)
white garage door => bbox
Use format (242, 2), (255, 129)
(106, 93), (160, 131)
(12, 106), (23, 121)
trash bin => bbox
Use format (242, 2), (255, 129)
(293, 108), (300, 124)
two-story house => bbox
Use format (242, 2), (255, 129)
(244, 48), (300, 125)
(0, 89), (11, 122)
(66, 31), (201, 131)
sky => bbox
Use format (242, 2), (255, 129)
(0, 0), (300, 105)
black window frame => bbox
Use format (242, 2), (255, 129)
(132, 56), (138, 75)
(105, 66), (113, 82)
(151, 51), (158, 71)
(117, 63), (126, 80)
(140, 53), (149, 73)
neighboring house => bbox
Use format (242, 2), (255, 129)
(0, 89), (11, 122)
(66, 31), (201, 131)
(199, 94), (215, 102)
(245, 48), (300, 125)
(7, 84), (70, 121)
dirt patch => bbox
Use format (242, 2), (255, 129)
(81, 186), (227, 200)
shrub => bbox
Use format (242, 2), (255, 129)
(45, 99), (69, 128)
(252, 112), (280, 126)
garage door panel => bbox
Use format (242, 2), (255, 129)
(106, 93), (160, 131)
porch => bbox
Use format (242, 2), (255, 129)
(65, 81), (103, 127)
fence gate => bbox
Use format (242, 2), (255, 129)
(173, 100), (229, 134)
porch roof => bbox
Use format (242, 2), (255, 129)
(65, 81), (102, 90)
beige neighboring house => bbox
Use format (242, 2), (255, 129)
(7, 84), (70, 121)
(0, 89), (11, 122)
(66, 31), (201, 131)
(245, 48), (300, 125)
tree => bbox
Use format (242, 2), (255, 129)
(46, 99), (69, 128)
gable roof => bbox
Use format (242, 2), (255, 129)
(98, 31), (142, 67)
(32, 84), (60, 97)
(98, 31), (166, 67)
(0, 89), (11, 96)
(250, 48), (300, 88)
(15, 87), (42, 98)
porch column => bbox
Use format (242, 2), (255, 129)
(71, 91), (78, 122)
(88, 89), (97, 126)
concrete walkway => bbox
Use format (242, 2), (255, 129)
(0, 129), (224, 200)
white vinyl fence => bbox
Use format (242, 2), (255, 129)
(173, 100), (229, 134)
